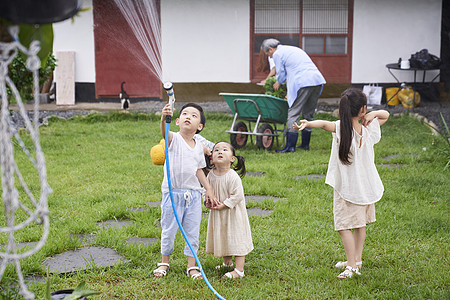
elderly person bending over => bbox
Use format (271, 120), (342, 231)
(261, 39), (326, 152)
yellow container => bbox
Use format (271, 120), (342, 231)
(386, 87), (400, 106)
(398, 86), (421, 108)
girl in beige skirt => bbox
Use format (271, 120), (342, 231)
(294, 88), (389, 279)
(204, 142), (253, 279)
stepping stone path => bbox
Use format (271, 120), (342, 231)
(43, 246), (129, 273)
(37, 190), (277, 275)
(25, 275), (45, 285)
(0, 241), (37, 251)
(247, 207), (272, 217)
(125, 237), (159, 246)
(145, 201), (161, 207)
(246, 195), (287, 203)
(383, 154), (401, 161)
(69, 233), (97, 244)
(97, 219), (130, 229)
(378, 164), (402, 169)
(383, 154), (419, 162)
(296, 174), (325, 181)
(129, 207), (149, 212)
(246, 171), (266, 177)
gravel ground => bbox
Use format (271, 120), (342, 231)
(10, 99), (450, 133)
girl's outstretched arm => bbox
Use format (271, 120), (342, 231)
(294, 120), (336, 133)
(362, 110), (390, 126)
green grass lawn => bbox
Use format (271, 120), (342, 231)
(1, 111), (449, 299)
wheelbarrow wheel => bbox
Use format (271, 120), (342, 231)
(230, 121), (248, 149)
(256, 123), (274, 150)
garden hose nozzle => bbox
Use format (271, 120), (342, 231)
(163, 82), (175, 123)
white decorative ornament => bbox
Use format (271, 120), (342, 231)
(0, 26), (51, 300)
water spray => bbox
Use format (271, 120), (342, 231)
(163, 83), (226, 300)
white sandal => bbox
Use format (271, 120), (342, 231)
(153, 262), (170, 277)
(337, 266), (359, 279)
(215, 262), (234, 270)
(186, 266), (203, 280)
(335, 261), (362, 269)
(224, 268), (244, 279)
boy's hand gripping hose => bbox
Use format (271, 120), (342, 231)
(163, 83), (226, 300)
(163, 82), (175, 123)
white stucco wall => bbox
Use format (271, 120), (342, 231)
(52, 0), (443, 86)
(161, 0), (250, 83)
(352, 0), (442, 84)
(52, 0), (95, 83)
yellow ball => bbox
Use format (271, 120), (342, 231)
(150, 144), (165, 165)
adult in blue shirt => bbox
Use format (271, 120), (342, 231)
(261, 39), (326, 152)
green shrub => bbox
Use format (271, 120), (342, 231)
(7, 52), (57, 103)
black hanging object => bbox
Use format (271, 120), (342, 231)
(0, 0), (81, 24)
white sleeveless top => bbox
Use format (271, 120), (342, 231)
(161, 132), (206, 193)
(325, 119), (384, 205)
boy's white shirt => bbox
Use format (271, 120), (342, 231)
(325, 118), (384, 205)
(161, 132), (206, 193)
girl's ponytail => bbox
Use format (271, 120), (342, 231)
(338, 94), (353, 165)
(338, 88), (367, 165)
(233, 155), (246, 178)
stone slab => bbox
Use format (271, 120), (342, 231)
(97, 220), (130, 229)
(25, 275), (46, 285)
(125, 237), (159, 246)
(0, 241), (37, 251)
(246, 208), (272, 217)
(55, 51), (75, 105)
(383, 154), (401, 161)
(246, 195), (287, 203)
(378, 164), (402, 169)
(129, 207), (150, 212)
(43, 246), (129, 273)
(296, 174), (325, 181)
(246, 171), (266, 177)
(69, 233), (97, 244)
(145, 201), (161, 207)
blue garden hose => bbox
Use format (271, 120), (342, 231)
(164, 117), (226, 300)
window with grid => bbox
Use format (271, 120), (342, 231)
(254, 0), (349, 55)
(254, 0), (300, 53)
(302, 0), (348, 54)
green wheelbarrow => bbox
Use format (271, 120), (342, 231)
(219, 93), (289, 150)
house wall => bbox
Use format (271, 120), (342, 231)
(352, 0), (442, 84)
(53, 0), (95, 83)
(161, 0), (250, 83)
(52, 0), (443, 100)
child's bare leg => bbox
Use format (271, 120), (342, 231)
(187, 256), (202, 279)
(225, 256), (245, 278)
(234, 256), (245, 273)
(223, 256), (233, 266)
(339, 229), (356, 268)
(154, 254), (170, 277)
(354, 227), (366, 264)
